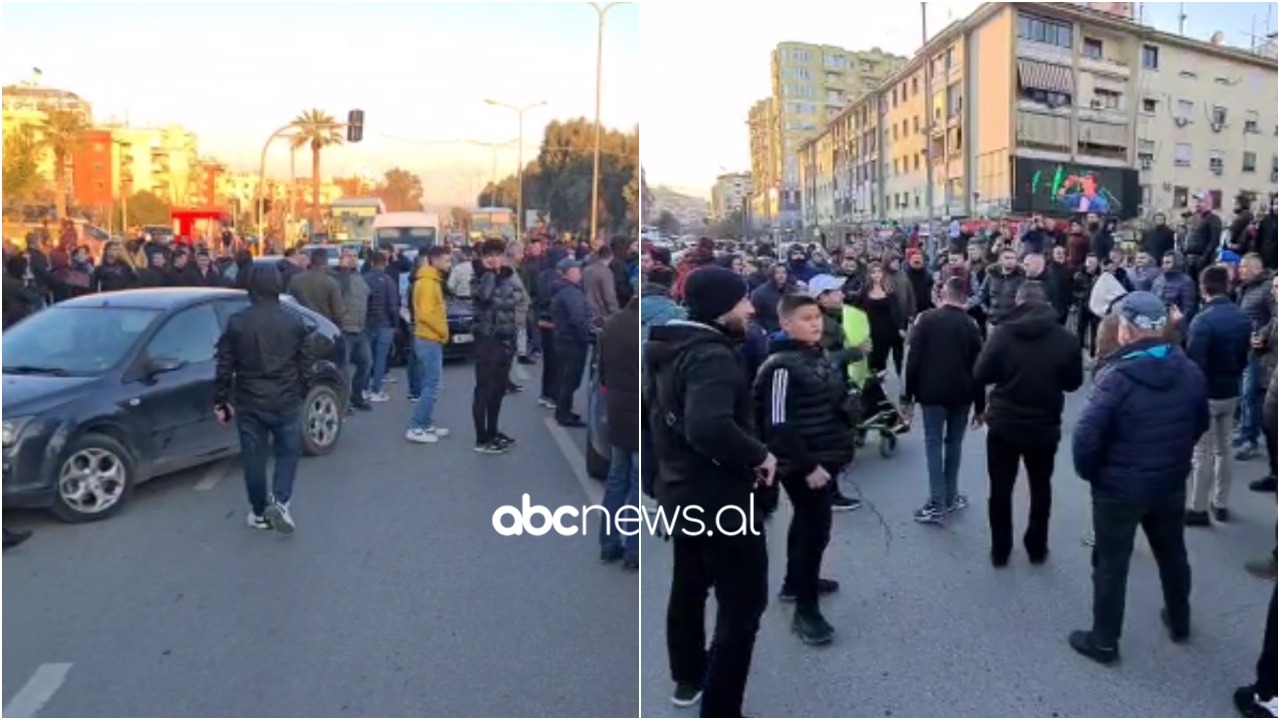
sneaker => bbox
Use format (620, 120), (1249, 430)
(1250, 476), (1278, 493)
(947, 494), (970, 513)
(1067, 630), (1119, 665)
(913, 502), (946, 524)
(1159, 608), (1190, 644)
(1185, 509), (1212, 527)
(264, 501), (295, 535)
(537, 397), (557, 409)
(1236, 443), (1260, 462)
(406, 428), (439, 444)
(407, 394), (420, 402)
(492, 432), (515, 448)
(670, 682), (702, 708)
(1234, 686), (1280, 719)
(791, 607), (835, 645)
(367, 391), (390, 403)
(361, 390), (371, 401)
(474, 440), (507, 455)
(1213, 506), (1231, 523)
(246, 511), (271, 530)
(1245, 554), (1278, 580)
(425, 426), (451, 439)
(831, 493), (862, 512)
(622, 556), (639, 571)
(778, 579), (839, 602)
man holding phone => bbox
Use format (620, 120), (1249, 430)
(214, 265), (315, 533)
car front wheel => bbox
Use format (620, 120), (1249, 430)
(50, 433), (135, 523)
(302, 384), (343, 456)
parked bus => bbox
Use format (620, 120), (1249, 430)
(330, 197), (386, 244)
(373, 211), (440, 252)
(468, 206), (516, 242)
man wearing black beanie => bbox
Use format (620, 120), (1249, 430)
(645, 265), (777, 717)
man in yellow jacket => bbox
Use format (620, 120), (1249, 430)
(406, 246), (452, 444)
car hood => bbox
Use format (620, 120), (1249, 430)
(3, 373), (100, 417)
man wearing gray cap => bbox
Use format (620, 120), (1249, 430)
(549, 257), (591, 427)
(1069, 291), (1209, 665)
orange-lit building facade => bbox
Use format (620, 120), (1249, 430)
(70, 129), (115, 213)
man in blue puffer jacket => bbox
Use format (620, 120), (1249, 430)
(1068, 291), (1209, 666)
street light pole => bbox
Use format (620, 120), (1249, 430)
(256, 122), (300, 241)
(484, 99), (547, 235)
(585, 2), (627, 245)
(921, 1), (937, 261)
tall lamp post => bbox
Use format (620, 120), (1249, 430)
(585, 1), (628, 244)
(484, 99), (547, 235)
(256, 122), (303, 241)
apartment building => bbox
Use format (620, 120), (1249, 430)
(796, 2), (1277, 232)
(70, 129), (116, 212)
(710, 172), (753, 221)
(107, 124), (200, 207)
(747, 98), (780, 220)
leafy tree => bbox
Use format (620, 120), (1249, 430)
(374, 168), (424, 212)
(38, 109), (90, 220)
(290, 109), (344, 226)
(709, 210), (746, 239)
(124, 190), (172, 226)
(2, 126), (45, 202)
(448, 206), (470, 232)
(656, 210), (680, 236)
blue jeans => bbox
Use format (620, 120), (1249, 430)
(1237, 355), (1262, 445)
(921, 404), (969, 507)
(599, 446), (638, 561)
(236, 408), (302, 515)
(410, 338), (444, 430)
(366, 326), (394, 393)
(342, 332), (373, 405)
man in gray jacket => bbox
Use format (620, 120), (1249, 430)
(336, 248), (373, 412)
(583, 243), (620, 325)
(978, 248), (1027, 327)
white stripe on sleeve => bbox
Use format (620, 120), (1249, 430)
(770, 368), (789, 425)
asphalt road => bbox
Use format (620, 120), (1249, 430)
(640, 374), (1277, 718)
(3, 360), (637, 718)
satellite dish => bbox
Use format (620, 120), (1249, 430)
(1211, 30), (1226, 45)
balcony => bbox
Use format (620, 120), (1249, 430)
(1017, 109), (1071, 152)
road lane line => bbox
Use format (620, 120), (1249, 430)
(4, 663), (72, 718)
(544, 417), (603, 506)
(512, 364), (531, 382)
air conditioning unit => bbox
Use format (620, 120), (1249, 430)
(1140, 156), (1153, 170)
(1211, 122), (1224, 133)
(1175, 117), (1190, 127)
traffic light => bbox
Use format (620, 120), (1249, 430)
(347, 109), (364, 143)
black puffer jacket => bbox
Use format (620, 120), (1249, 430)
(974, 301), (1084, 445)
(753, 335), (854, 478)
(645, 322), (769, 534)
(1237, 270), (1275, 329)
(214, 270), (316, 414)
(979, 265), (1026, 326)
(92, 260), (136, 293)
(471, 264), (524, 344)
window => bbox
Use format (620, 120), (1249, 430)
(945, 47), (955, 70)
(1141, 97), (1158, 114)
(912, 77), (919, 95)
(1083, 38), (1103, 59)
(893, 157), (900, 174)
(1017, 13), (1073, 49)
(1245, 111), (1260, 133)
(1174, 143), (1193, 167)
(1244, 151), (1258, 173)
(1173, 186), (1189, 208)
(902, 119), (909, 135)
(1175, 99), (1194, 120)
(1138, 151), (1155, 169)
(1209, 151), (1224, 173)
(913, 116), (920, 133)
(1209, 190), (1223, 210)
(144, 303), (221, 365)
(1094, 89), (1121, 110)
(913, 153), (920, 171)
(1141, 44), (1160, 69)
(892, 124), (898, 141)
(1211, 106), (1227, 125)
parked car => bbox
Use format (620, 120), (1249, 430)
(390, 272), (476, 364)
(2, 287), (348, 523)
(584, 340), (610, 481)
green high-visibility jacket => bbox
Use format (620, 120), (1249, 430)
(841, 305), (871, 387)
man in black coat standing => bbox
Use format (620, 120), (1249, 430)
(974, 281), (1084, 566)
(599, 294), (639, 570)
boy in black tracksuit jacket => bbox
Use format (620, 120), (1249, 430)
(753, 294), (854, 646)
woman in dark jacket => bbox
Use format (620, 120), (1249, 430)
(858, 261), (906, 375)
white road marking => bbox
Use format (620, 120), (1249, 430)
(512, 364), (531, 382)
(544, 417), (602, 506)
(4, 663), (72, 718)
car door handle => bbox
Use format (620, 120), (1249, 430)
(128, 398), (140, 407)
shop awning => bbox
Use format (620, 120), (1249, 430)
(1017, 59), (1075, 96)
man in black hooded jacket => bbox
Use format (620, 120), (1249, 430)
(974, 281), (1084, 566)
(646, 265), (776, 719)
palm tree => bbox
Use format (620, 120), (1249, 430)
(38, 109), (90, 221)
(289, 109), (344, 226)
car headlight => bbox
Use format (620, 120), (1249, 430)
(2, 417), (31, 447)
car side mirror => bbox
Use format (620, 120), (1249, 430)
(145, 356), (185, 378)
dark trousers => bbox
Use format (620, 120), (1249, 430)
(640, 420), (657, 499)
(968, 306), (988, 341)
(342, 331), (373, 406)
(667, 530), (768, 719)
(986, 430), (1058, 557)
(471, 337), (514, 444)
(1076, 306), (1099, 356)
(868, 334), (904, 375)
(539, 326), (559, 401)
(1266, 421), (1278, 479)
(1090, 492), (1192, 647)
(554, 341), (588, 421)
(236, 407), (303, 515)
(526, 313), (542, 354)
(780, 470), (834, 610)
(1257, 585), (1278, 699)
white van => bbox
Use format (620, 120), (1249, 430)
(373, 211), (441, 252)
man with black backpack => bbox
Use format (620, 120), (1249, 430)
(645, 265), (777, 718)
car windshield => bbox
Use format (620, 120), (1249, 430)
(3, 306), (160, 375)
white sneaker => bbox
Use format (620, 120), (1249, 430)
(367, 391), (390, 403)
(264, 501), (295, 535)
(246, 511), (271, 530)
(424, 426), (450, 438)
(406, 428), (439, 444)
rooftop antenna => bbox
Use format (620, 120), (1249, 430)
(1178, 2), (1186, 35)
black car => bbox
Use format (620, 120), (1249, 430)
(2, 288), (349, 523)
(390, 270), (476, 364)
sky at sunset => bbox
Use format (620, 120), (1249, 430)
(0, 1), (640, 206)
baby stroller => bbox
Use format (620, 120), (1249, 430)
(851, 369), (911, 458)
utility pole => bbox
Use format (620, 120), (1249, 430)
(1178, 3), (1186, 35)
(586, 2), (627, 245)
(921, 1), (936, 261)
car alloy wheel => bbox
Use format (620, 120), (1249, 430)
(58, 447), (127, 516)
(305, 386), (341, 453)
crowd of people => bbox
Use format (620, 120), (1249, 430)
(641, 198), (1278, 718)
